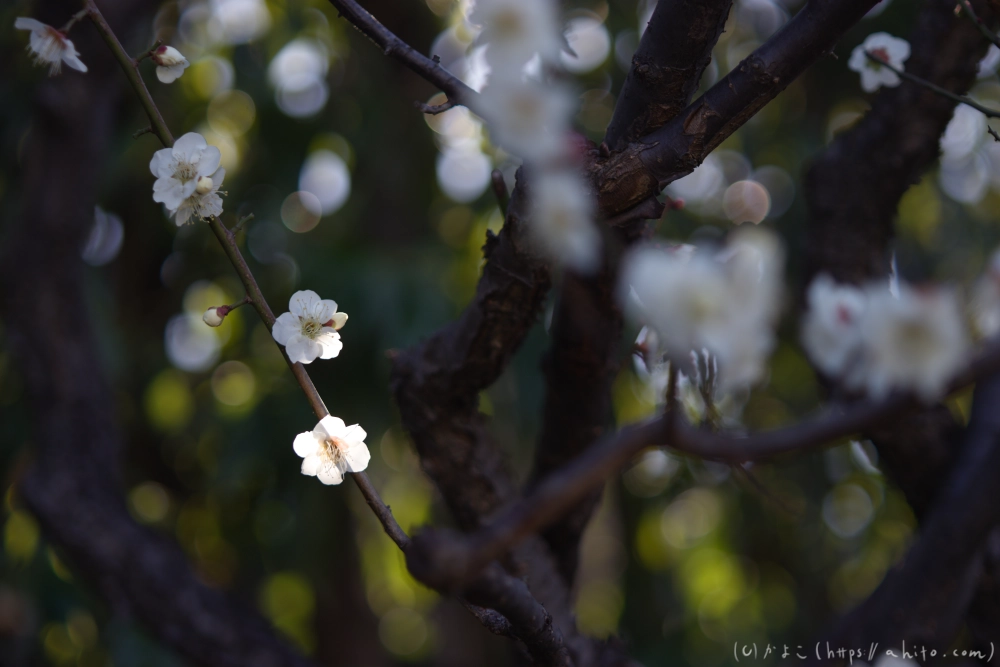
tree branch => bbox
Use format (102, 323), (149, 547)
(404, 335), (1000, 592)
(603, 0), (734, 150)
(326, 0), (480, 113)
(590, 0), (881, 217)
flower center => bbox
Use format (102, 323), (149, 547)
(869, 47), (889, 70)
(175, 161), (198, 183)
(896, 319), (936, 357)
(493, 9), (524, 38)
(300, 318), (322, 339)
(323, 436), (348, 462)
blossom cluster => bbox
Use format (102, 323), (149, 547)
(469, 0), (600, 272)
(622, 228), (785, 394)
(802, 276), (970, 402)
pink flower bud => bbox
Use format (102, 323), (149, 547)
(152, 45), (186, 68)
(203, 306), (229, 327)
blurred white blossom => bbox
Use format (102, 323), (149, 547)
(802, 275), (867, 377)
(971, 249), (1000, 338)
(480, 78), (574, 161)
(15, 18), (87, 75)
(851, 283), (968, 401)
(152, 45), (189, 83)
(271, 290), (348, 364)
(150, 132), (226, 225)
(529, 170), (600, 273)
(293, 415), (370, 485)
(848, 32), (910, 93)
(468, 0), (561, 73)
(622, 229), (784, 390)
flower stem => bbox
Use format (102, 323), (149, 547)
(84, 0), (174, 147)
(85, 0), (408, 549)
(60, 8), (89, 33)
(866, 49), (1000, 119)
(958, 0), (1000, 51)
(135, 40), (163, 63)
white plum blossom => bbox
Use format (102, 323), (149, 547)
(480, 78), (574, 162)
(271, 290), (348, 364)
(529, 170), (600, 273)
(801, 274), (867, 377)
(971, 249), (1000, 338)
(293, 415), (370, 485)
(848, 32), (910, 93)
(468, 0), (561, 73)
(149, 132), (226, 225)
(851, 283), (969, 401)
(622, 228), (784, 390)
(15, 18), (87, 75)
(152, 45), (190, 84)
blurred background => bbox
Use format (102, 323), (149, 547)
(0, 0), (996, 664)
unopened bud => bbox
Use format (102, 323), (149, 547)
(203, 306), (229, 327)
(195, 176), (214, 195)
(152, 45), (186, 68)
(323, 312), (349, 330)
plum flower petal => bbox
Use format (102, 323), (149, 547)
(271, 290), (348, 364)
(293, 415), (370, 485)
(152, 45), (190, 84)
(149, 133), (226, 225)
(15, 17), (87, 75)
(848, 32), (910, 92)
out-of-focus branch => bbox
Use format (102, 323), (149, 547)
(590, 0), (881, 216)
(805, 0), (993, 284)
(798, 374), (1000, 662)
(799, 0), (1000, 655)
(603, 0), (734, 150)
(405, 336), (1000, 592)
(326, 0), (480, 113)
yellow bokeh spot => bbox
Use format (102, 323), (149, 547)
(897, 178), (942, 249)
(260, 572), (316, 653)
(48, 548), (73, 581)
(207, 90), (256, 137)
(4, 510), (39, 563)
(575, 579), (624, 638)
(635, 508), (672, 570)
(43, 623), (77, 664)
(66, 609), (98, 649)
(211, 360), (256, 408)
(129, 482), (171, 524)
(144, 370), (194, 432)
(379, 607), (430, 658)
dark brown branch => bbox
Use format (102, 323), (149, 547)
(603, 0), (734, 150)
(799, 374), (1000, 661)
(326, 0), (480, 113)
(405, 335), (1000, 592)
(960, 0), (1000, 49)
(590, 0), (881, 217)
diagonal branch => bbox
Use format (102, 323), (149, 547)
(603, 0), (734, 150)
(326, 0), (480, 112)
(591, 0), (881, 216)
(404, 335), (1000, 593)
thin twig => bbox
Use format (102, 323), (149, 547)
(406, 336), (1000, 590)
(326, 0), (481, 115)
(132, 126), (153, 139)
(86, 0), (408, 550)
(958, 0), (1000, 49)
(60, 8), (89, 33)
(866, 50), (1000, 118)
(232, 212), (254, 234)
(85, 1), (174, 147)
(135, 39), (163, 63)
(414, 98), (455, 115)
